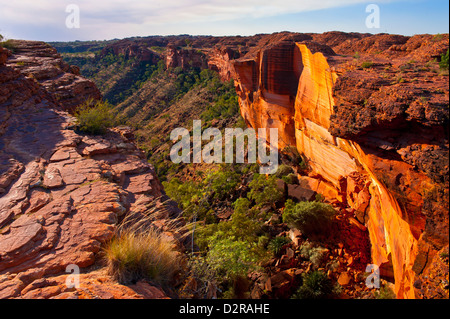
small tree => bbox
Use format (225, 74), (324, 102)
(282, 200), (336, 239)
(248, 174), (284, 207)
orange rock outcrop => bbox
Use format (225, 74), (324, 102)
(231, 33), (449, 299)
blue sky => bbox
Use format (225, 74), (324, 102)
(0, 0), (448, 41)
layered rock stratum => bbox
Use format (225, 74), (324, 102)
(0, 42), (181, 299)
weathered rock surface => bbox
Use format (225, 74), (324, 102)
(0, 42), (177, 299)
(5, 40), (101, 113)
(165, 44), (209, 70)
(231, 32), (449, 299)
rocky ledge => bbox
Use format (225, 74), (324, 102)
(4, 40), (101, 113)
(0, 42), (182, 299)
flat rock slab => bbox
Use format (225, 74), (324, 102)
(0, 53), (169, 298)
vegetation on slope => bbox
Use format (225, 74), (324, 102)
(60, 42), (378, 300)
(74, 99), (124, 135)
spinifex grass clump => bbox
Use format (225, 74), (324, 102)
(105, 228), (181, 284)
(268, 236), (291, 257)
(292, 270), (336, 299)
(104, 202), (185, 285)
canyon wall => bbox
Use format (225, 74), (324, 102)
(231, 34), (449, 299)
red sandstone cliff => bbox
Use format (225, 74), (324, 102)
(229, 32), (449, 299)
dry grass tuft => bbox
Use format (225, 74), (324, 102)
(103, 199), (189, 285)
(104, 228), (181, 284)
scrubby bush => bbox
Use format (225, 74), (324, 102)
(275, 164), (294, 178)
(163, 177), (212, 222)
(361, 61), (374, 69)
(439, 48), (449, 70)
(192, 196), (268, 297)
(282, 199), (336, 239)
(205, 168), (240, 200)
(183, 254), (219, 299)
(0, 39), (16, 52)
(75, 99), (122, 134)
(292, 270), (335, 299)
(299, 241), (328, 267)
(268, 236), (291, 256)
(206, 237), (263, 280)
(282, 173), (298, 185)
(164, 167), (243, 222)
(248, 174), (284, 207)
(201, 92), (240, 121)
(196, 198), (262, 250)
(374, 284), (396, 299)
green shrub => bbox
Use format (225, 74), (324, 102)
(374, 284), (396, 299)
(282, 200), (336, 239)
(439, 48), (449, 70)
(299, 242), (328, 267)
(314, 193), (325, 202)
(75, 99), (122, 134)
(194, 197), (267, 285)
(0, 39), (16, 52)
(206, 237), (262, 280)
(196, 198), (261, 250)
(163, 177), (211, 222)
(201, 92), (239, 121)
(292, 271), (335, 299)
(268, 236), (291, 256)
(248, 174), (284, 207)
(184, 254), (219, 298)
(275, 164), (294, 178)
(361, 61), (374, 69)
(205, 168), (240, 200)
(282, 173), (298, 185)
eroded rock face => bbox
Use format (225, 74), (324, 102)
(166, 44), (209, 70)
(0, 42), (179, 299)
(4, 40), (101, 113)
(101, 39), (161, 64)
(232, 33), (449, 299)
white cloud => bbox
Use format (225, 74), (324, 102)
(0, 0), (394, 40)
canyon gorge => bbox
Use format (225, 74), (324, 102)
(0, 31), (448, 299)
